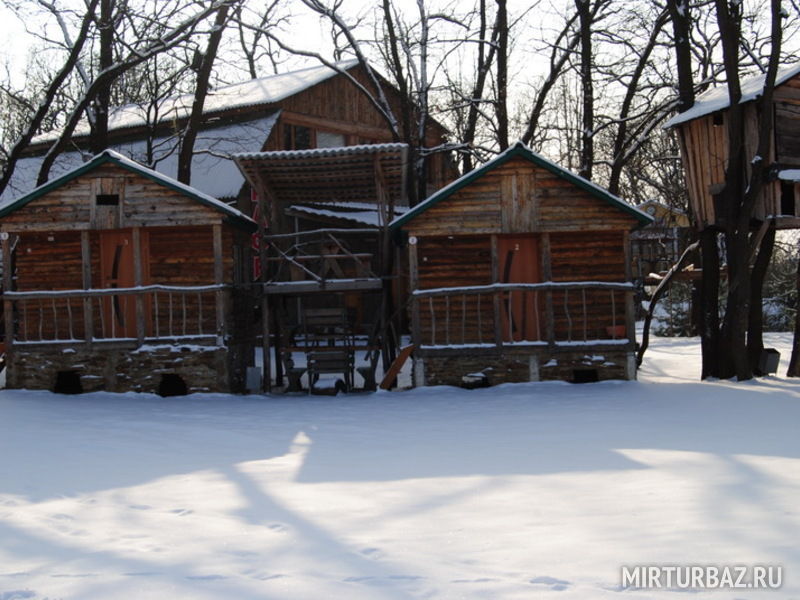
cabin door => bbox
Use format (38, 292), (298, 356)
(99, 230), (149, 338)
(498, 235), (542, 342)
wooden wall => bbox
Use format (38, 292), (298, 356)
(404, 157), (640, 237)
(1, 164), (228, 233)
(775, 75), (800, 167)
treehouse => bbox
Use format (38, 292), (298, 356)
(234, 143), (410, 392)
(664, 62), (800, 230)
(0, 150), (256, 394)
(390, 142), (653, 387)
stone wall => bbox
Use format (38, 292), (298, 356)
(7, 343), (230, 394)
(418, 348), (633, 387)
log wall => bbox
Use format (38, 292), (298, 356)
(404, 157), (640, 237)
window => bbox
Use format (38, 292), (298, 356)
(96, 194), (119, 206)
(780, 182), (797, 216)
(317, 131), (346, 148)
(284, 124), (313, 150)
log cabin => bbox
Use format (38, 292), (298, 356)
(663, 62), (800, 231)
(631, 200), (691, 282)
(1, 60), (452, 217)
(0, 150), (256, 394)
(390, 142), (653, 387)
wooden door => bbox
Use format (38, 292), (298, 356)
(100, 231), (149, 338)
(498, 235), (541, 341)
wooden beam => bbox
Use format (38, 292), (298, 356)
(132, 227), (145, 345)
(623, 230), (632, 282)
(81, 230), (93, 345)
(491, 234), (502, 348)
(3, 234), (14, 353)
(541, 233), (555, 346)
(212, 224), (225, 343)
(409, 238), (422, 347)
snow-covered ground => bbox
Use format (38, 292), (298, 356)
(1, 334), (799, 599)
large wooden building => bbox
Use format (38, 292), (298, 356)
(664, 63), (800, 230)
(390, 142), (653, 387)
(0, 150), (256, 394)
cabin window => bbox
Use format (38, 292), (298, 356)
(317, 130), (346, 148)
(780, 182), (797, 216)
(284, 124), (313, 150)
(96, 193), (120, 206)
(712, 111), (724, 126)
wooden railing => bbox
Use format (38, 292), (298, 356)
(263, 228), (381, 283)
(3, 284), (227, 345)
(411, 281), (636, 348)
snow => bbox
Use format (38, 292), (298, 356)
(663, 62), (800, 128)
(1, 333), (800, 599)
(0, 115), (279, 205)
(30, 61), (357, 144)
(778, 169), (800, 182)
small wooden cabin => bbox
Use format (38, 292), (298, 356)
(0, 150), (256, 394)
(390, 142), (653, 387)
(664, 63), (800, 230)
(631, 200), (692, 281)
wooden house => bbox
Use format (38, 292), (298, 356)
(2, 60), (452, 218)
(234, 143), (411, 392)
(0, 150), (256, 394)
(390, 142), (653, 387)
(630, 200), (692, 281)
(663, 63), (800, 230)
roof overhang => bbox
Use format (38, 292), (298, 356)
(235, 143), (409, 208)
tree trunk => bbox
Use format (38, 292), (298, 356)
(699, 229), (720, 379)
(495, 0), (509, 151)
(575, 0), (593, 180)
(747, 225), (775, 373)
(788, 246), (800, 376)
(177, 1), (232, 185)
(89, 0), (114, 155)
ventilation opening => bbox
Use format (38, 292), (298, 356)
(780, 182), (796, 216)
(158, 374), (188, 397)
(96, 193), (119, 206)
(53, 370), (83, 394)
(573, 369), (599, 384)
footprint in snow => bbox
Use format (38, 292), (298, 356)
(169, 508), (193, 516)
(451, 578), (497, 584)
(267, 523), (288, 532)
(359, 547), (383, 559)
(530, 576), (571, 591)
(0, 591), (36, 600)
(186, 574), (228, 581)
(128, 504), (152, 510)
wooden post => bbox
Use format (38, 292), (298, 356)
(541, 232), (555, 345)
(625, 289), (636, 349)
(212, 224), (225, 344)
(81, 230), (93, 345)
(257, 189), (271, 393)
(409, 237), (421, 346)
(132, 227), (145, 345)
(2, 233), (14, 354)
(491, 234), (502, 347)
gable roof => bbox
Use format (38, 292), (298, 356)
(390, 141), (653, 230)
(663, 62), (800, 129)
(31, 60), (358, 144)
(1, 113), (279, 205)
(0, 149), (257, 233)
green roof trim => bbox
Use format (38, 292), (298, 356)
(0, 149), (257, 233)
(389, 141), (653, 230)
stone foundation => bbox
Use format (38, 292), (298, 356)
(418, 347), (634, 387)
(7, 343), (230, 394)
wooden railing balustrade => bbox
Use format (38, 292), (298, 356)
(3, 284), (227, 345)
(412, 281), (636, 348)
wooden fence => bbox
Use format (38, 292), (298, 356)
(3, 284), (227, 345)
(412, 281), (636, 348)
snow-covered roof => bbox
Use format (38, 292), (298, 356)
(390, 141), (653, 230)
(0, 149), (257, 232)
(663, 62), (800, 129)
(32, 60), (358, 144)
(287, 202), (409, 227)
(778, 169), (800, 182)
(1, 114), (278, 205)
(235, 142), (408, 161)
